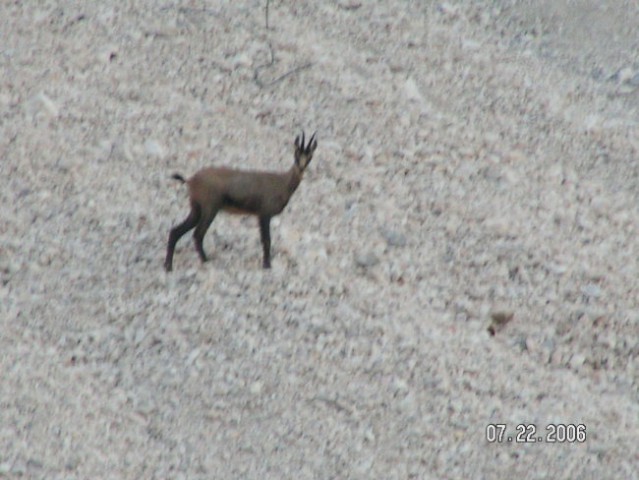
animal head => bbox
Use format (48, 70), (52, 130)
(294, 131), (317, 171)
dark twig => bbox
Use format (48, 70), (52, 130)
(310, 395), (354, 416)
(259, 63), (314, 88)
(254, 43), (313, 88)
(265, 0), (270, 29)
(253, 41), (276, 86)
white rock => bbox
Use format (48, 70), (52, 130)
(583, 114), (600, 131)
(580, 284), (602, 299)
(231, 52), (253, 68)
(404, 77), (424, 103)
(484, 215), (512, 236)
(381, 228), (407, 247)
(355, 252), (379, 268)
(569, 353), (587, 370)
(614, 66), (634, 83)
(186, 348), (200, 366)
(462, 39), (481, 51)
(25, 92), (59, 117)
(597, 332), (616, 350)
(437, 2), (459, 17)
(547, 262), (568, 275)
(144, 139), (165, 157)
(353, 454), (374, 474)
(392, 376), (409, 395)
(250, 380), (263, 395)
(134, 327), (146, 345)
(0, 92), (12, 107)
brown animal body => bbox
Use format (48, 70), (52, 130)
(164, 132), (317, 271)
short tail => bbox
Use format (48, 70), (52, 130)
(171, 173), (187, 183)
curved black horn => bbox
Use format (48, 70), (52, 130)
(301, 131), (305, 149)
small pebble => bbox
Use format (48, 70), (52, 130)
(37, 92), (59, 117)
(186, 348), (200, 366)
(629, 72), (639, 87)
(336, 1), (362, 10)
(404, 77), (424, 103)
(355, 252), (379, 268)
(580, 284), (602, 299)
(250, 381), (263, 395)
(610, 66), (634, 83)
(144, 139), (165, 157)
(488, 311), (514, 336)
(381, 229), (407, 247)
(569, 353), (587, 370)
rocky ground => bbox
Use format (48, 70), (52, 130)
(1, 1), (639, 478)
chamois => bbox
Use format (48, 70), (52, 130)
(164, 132), (317, 271)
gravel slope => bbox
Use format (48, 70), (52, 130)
(1, 1), (639, 478)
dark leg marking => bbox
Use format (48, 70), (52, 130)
(259, 216), (272, 269)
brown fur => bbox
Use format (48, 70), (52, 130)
(164, 132), (317, 271)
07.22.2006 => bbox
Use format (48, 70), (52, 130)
(485, 423), (586, 443)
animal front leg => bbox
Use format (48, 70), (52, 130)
(258, 216), (272, 269)
(193, 206), (218, 264)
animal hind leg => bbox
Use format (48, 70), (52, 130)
(165, 204), (201, 272)
(193, 205), (219, 263)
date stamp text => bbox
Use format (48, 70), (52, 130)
(486, 423), (586, 443)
